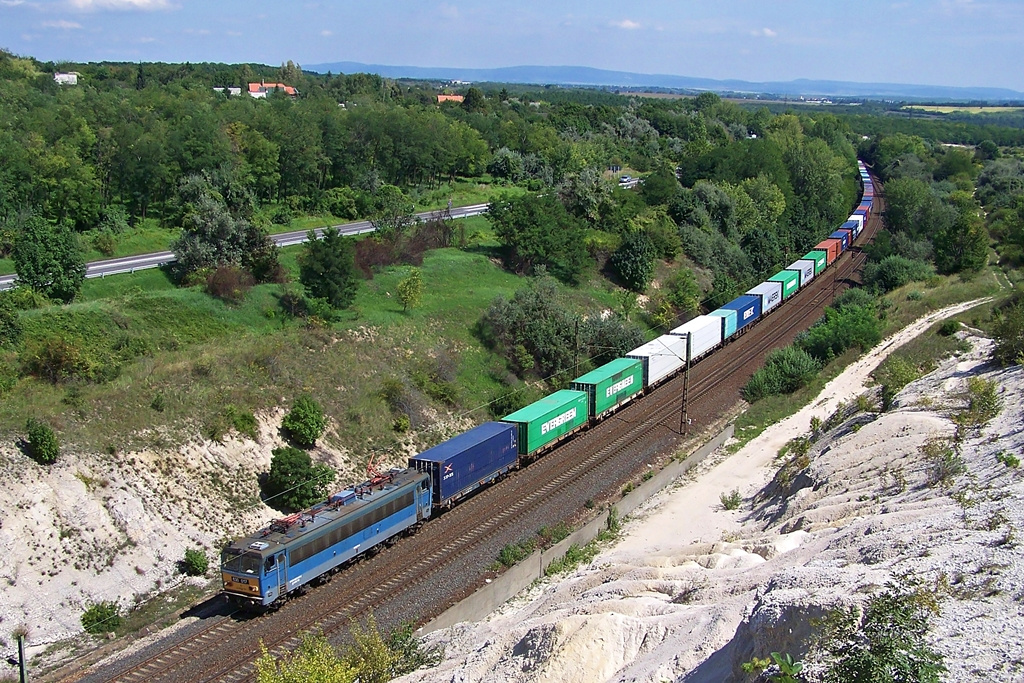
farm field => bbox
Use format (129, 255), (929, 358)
(902, 105), (1024, 114)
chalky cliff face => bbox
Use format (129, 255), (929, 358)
(0, 408), (391, 660)
(400, 327), (1024, 683)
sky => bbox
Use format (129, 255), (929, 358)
(2, 0), (1023, 91)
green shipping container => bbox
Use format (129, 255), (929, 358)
(769, 270), (800, 299)
(570, 357), (644, 419)
(503, 389), (589, 456)
(803, 250), (828, 274)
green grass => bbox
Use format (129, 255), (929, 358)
(879, 268), (1002, 336)
(0, 231), (644, 458)
(79, 219), (180, 262)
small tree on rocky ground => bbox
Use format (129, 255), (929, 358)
(263, 446), (334, 512)
(182, 548), (209, 576)
(25, 417), (60, 464)
(282, 394), (327, 447)
(81, 601), (121, 636)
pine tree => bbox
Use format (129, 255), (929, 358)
(299, 229), (359, 309)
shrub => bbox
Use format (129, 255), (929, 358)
(831, 287), (875, 312)
(874, 355), (921, 411)
(863, 255), (933, 293)
(81, 601), (121, 635)
(720, 489), (743, 510)
(263, 446), (335, 512)
(93, 231), (117, 257)
(799, 304), (882, 362)
(996, 451), (1020, 468)
(922, 440), (965, 488)
(282, 394), (327, 447)
(26, 418), (60, 464)
(610, 231), (657, 292)
(819, 582), (945, 683)
(182, 548), (208, 576)
(991, 297), (1024, 366)
(938, 319), (961, 336)
(742, 345), (822, 402)
(206, 266), (255, 304)
(0, 295), (22, 348)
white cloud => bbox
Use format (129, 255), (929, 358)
(68, 0), (174, 10)
(320, 30), (332, 36)
(751, 27), (777, 37)
(1, 0), (28, 6)
(42, 18), (82, 28)
(611, 19), (641, 30)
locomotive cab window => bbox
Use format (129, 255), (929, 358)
(221, 549), (261, 575)
(264, 555), (276, 572)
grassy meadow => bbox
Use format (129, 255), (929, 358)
(0, 217), (633, 462)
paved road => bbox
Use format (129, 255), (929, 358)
(0, 203), (490, 291)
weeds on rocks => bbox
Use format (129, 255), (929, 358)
(921, 439), (965, 488)
(720, 489), (743, 511)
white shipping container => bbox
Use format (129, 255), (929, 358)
(848, 214), (864, 232)
(786, 259), (816, 288)
(626, 334), (687, 387)
(669, 315), (723, 360)
(747, 281), (784, 314)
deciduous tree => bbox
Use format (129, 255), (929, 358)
(12, 216), (86, 303)
(396, 268), (422, 312)
(264, 446), (334, 512)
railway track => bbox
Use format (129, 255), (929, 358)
(76, 181), (885, 683)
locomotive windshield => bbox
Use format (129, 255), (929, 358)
(221, 549), (261, 575)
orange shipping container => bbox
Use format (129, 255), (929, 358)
(814, 239), (841, 265)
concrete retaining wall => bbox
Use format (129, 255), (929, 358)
(418, 424), (735, 635)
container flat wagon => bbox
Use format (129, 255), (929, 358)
(786, 258), (817, 288)
(717, 294), (762, 333)
(829, 230), (850, 252)
(503, 390), (589, 458)
(626, 334), (688, 387)
(747, 281), (784, 315)
(408, 421), (519, 508)
(570, 358), (644, 420)
(815, 240), (841, 265)
(669, 315), (723, 360)
(768, 269), (800, 300)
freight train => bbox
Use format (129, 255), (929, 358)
(220, 162), (876, 609)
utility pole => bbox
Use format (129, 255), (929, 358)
(680, 333), (692, 436)
(17, 630), (27, 683)
(573, 317), (581, 378)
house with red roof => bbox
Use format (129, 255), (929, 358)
(248, 81), (298, 99)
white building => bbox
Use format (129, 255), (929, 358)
(53, 72), (79, 86)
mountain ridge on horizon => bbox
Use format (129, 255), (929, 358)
(306, 61), (1024, 102)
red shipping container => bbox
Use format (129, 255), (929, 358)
(814, 239), (841, 264)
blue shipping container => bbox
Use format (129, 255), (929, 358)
(409, 422), (518, 507)
(842, 220), (860, 239)
(719, 294), (762, 332)
(829, 230), (850, 252)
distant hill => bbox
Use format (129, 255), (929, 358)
(305, 62), (1024, 102)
